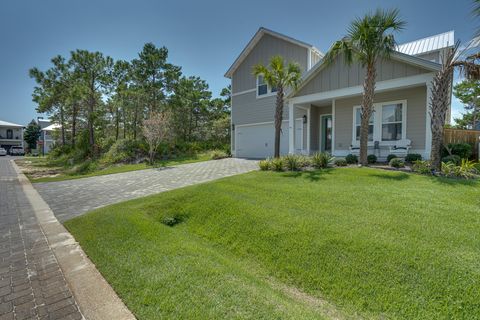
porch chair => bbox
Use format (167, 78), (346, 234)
(389, 139), (411, 157)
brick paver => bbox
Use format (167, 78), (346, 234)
(35, 158), (258, 222)
(0, 158), (83, 320)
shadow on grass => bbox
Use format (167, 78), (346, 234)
(369, 172), (411, 181)
(281, 168), (333, 182)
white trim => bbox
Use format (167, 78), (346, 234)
(307, 48), (312, 70)
(230, 79), (235, 157)
(332, 99), (336, 155)
(425, 82), (433, 159)
(289, 73), (435, 105)
(235, 120), (288, 128)
(319, 114), (333, 153)
(351, 100), (408, 147)
(307, 106), (311, 154)
(295, 118), (304, 154)
(288, 102), (294, 154)
(231, 88), (256, 97)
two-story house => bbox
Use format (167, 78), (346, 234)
(0, 119), (24, 152)
(226, 27), (453, 159)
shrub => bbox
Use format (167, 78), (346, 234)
(345, 154), (358, 164)
(209, 149), (229, 160)
(412, 160), (433, 175)
(259, 159), (271, 171)
(386, 154), (398, 163)
(367, 154), (377, 164)
(101, 139), (144, 164)
(283, 154), (302, 171)
(270, 157), (285, 171)
(441, 159), (478, 179)
(475, 162), (480, 173)
(404, 153), (422, 163)
(66, 159), (97, 175)
(334, 158), (348, 167)
(441, 154), (461, 165)
(389, 158), (405, 168)
(311, 152), (334, 169)
(442, 143), (473, 159)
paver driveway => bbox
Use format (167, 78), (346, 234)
(35, 158), (258, 222)
(0, 157), (82, 320)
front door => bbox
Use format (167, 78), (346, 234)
(295, 118), (304, 154)
(321, 115), (332, 153)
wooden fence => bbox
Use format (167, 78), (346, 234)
(443, 128), (480, 160)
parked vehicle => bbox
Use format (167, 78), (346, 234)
(0, 148), (6, 156)
(9, 146), (25, 156)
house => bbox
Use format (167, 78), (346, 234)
(37, 118), (59, 154)
(225, 27), (454, 159)
(0, 119), (24, 152)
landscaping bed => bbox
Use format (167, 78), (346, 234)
(66, 168), (480, 319)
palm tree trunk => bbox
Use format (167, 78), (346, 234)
(359, 62), (376, 165)
(274, 87), (284, 158)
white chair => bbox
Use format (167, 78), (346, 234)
(389, 139), (411, 157)
(349, 144), (360, 155)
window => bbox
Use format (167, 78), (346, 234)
(381, 103), (403, 141)
(352, 100), (406, 144)
(354, 107), (374, 141)
(6, 129), (13, 139)
(256, 74), (276, 97)
(257, 75), (268, 96)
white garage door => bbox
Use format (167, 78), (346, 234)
(235, 122), (289, 158)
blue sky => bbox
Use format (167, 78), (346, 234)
(0, 0), (476, 125)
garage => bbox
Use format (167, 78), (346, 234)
(235, 121), (289, 158)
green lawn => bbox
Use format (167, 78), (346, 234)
(65, 168), (480, 319)
(20, 154), (211, 183)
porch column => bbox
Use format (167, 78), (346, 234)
(307, 105), (311, 154)
(288, 102), (295, 154)
(332, 99), (336, 156)
(425, 81), (433, 159)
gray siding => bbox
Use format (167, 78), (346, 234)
(295, 54), (431, 97)
(231, 34), (309, 94)
(416, 51), (440, 63)
(232, 91), (288, 125)
(334, 86), (427, 151)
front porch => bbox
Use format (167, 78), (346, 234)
(287, 85), (432, 160)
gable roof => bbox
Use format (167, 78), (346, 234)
(0, 120), (23, 128)
(396, 31), (455, 56)
(287, 51), (442, 98)
(224, 27), (322, 78)
(42, 123), (61, 131)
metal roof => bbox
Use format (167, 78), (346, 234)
(0, 120), (23, 127)
(42, 123), (61, 131)
(396, 31), (454, 56)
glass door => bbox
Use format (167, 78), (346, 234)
(321, 115), (332, 153)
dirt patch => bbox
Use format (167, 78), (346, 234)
(14, 158), (63, 179)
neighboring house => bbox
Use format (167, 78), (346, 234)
(37, 118), (59, 154)
(0, 119), (24, 152)
(226, 27), (454, 159)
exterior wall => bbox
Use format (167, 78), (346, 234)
(231, 34), (309, 94)
(416, 51), (440, 63)
(311, 51), (322, 67)
(333, 85), (427, 152)
(294, 108), (307, 150)
(296, 54), (431, 97)
(232, 92), (289, 125)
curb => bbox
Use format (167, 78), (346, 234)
(12, 160), (136, 320)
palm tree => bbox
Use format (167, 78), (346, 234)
(253, 56), (302, 158)
(429, 43), (480, 171)
(324, 9), (405, 165)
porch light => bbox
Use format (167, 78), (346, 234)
(302, 115), (307, 124)
(231, 123), (235, 131)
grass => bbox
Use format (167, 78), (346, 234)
(65, 168), (480, 319)
(18, 153), (212, 183)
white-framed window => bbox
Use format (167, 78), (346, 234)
(354, 107), (374, 141)
(256, 74), (276, 98)
(381, 103), (403, 141)
(352, 100), (407, 145)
